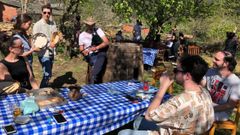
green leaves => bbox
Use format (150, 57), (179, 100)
(109, 0), (214, 28)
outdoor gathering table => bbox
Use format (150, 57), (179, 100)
(143, 48), (158, 66)
(0, 81), (170, 135)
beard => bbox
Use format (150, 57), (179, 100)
(175, 76), (184, 85)
(213, 62), (224, 70)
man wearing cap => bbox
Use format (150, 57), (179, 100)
(79, 17), (109, 84)
(33, 4), (58, 88)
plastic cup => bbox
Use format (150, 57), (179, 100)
(143, 81), (149, 91)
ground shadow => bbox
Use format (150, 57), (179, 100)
(51, 71), (77, 88)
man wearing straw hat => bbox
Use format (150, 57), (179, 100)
(79, 17), (109, 84)
(33, 4), (58, 88)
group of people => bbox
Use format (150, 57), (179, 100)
(165, 31), (188, 61)
(115, 19), (142, 42)
(0, 4), (57, 94)
(0, 3), (239, 135)
(119, 50), (240, 134)
(0, 4), (110, 94)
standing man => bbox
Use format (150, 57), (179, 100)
(133, 20), (142, 42)
(33, 4), (58, 88)
(224, 32), (238, 57)
(79, 17), (109, 84)
(119, 55), (214, 135)
(202, 51), (240, 121)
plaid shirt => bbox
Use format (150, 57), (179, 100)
(149, 89), (214, 135)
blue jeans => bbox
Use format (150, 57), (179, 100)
(88, 52), (106, 84)
(118, 116), (159, 135)
(38, 56), (53, 88)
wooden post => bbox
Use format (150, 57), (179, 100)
(103, 43), (144, 82)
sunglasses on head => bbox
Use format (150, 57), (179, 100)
(43, 11), (51, 15)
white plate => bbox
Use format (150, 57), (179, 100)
(14, 116), (31, 124)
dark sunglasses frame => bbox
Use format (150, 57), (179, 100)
(12, 45), (23, 49)
(173, 68), (184, 74)
(43, 11), (51, 15)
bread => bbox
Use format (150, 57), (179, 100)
(37, 97), (63, 107)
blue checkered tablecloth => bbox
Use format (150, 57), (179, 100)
(0, 81), (163, 135)
(143, 48), (158, 66)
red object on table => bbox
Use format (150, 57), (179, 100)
(143, 81), (149, 91)
(58, 110), (64, 114)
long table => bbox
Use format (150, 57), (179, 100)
(0, 81), (169, 135)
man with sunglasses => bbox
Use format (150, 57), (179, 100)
(33, 3), (58, 88)
(202, 51), (240, 121)
(119, 55), (214, 135)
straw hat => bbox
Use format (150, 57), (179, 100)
(83, 17), (96, 25)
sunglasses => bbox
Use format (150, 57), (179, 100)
(13, 45), (23, 49)
(173, 68), (184, 74)
(43, 11), (51, 15)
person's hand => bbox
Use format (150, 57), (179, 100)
(49, 42), (56, 48)
(82, 50), (89, 56)
(90, 46), (98, 52)
(159, 71), (174, 92)
(32, 47), (40, 52)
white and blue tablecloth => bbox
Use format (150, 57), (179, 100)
(0, 81), (170, 135)
(143, 48), (158, 66)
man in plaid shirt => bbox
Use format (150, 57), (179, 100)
(119, 55), (214, 135)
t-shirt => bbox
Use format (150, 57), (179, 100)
(149, 89), (214, 135)
(203, 68), (240, 120)
(13, 33), (33, 65)
(78, 28), (105, 49)
(33, 19), (57, 58)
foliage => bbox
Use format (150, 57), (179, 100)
(58, 0), (86, 40)
(176, 0), (240, 45)
(108, 0), (214, 40)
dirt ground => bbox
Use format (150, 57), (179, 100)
(32, 54), (88, 88)
(32, 52), (240, 89)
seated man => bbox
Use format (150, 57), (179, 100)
(119, 55), (214, 135)
(0, 37), (39, 95)
(201, 51), (240, 121)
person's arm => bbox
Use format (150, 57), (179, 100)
(24, 58), (39, 89)
(90, 29), (109, 52)
(145, 93), (179, 123)
(49, 41), (56, 48)
(145, 73), (174, 121)
(95, 36), (109, 50)
(79, 44), (89, 56)
(78, 33), (90, 56)
(49, 22), (58, 48)
(214, 82), (240, 112)
(0, 63), (14, 81)
(214, 99), (237, 112)
(21, 49), (34, 57)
